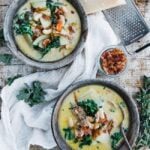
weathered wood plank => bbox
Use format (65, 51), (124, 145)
(0, 64), (46, 87)
(0, 6), (8, 27)
(0, 0), (11, 6)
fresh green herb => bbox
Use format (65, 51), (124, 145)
(111, 132), (123, 150)
(79, 135), (92, 148)
(6, 74), (22, 86)
(17, 81), (46, 107)
(77, 99), (98, 117)
(74, 138), (78, 143)
(0, 28), (5, 46)
(119, 101), (126, 108)
(134, 76), (150, 149)
(110, 108), (115, 112)
(46, 0), (57, 13)
(34, 36), (60, 58)
(0, 54), (13, 64)
(14, 12), (33, 36)
(46, 0), (58, 24)
(46, 0), (64, 24)
(97, 141), (101, 143)
(63, 127), (75, 140)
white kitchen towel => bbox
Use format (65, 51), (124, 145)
(0, 12), (119, 150)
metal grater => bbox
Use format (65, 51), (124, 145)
(103, 0), (149, 46)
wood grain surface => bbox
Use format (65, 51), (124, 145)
(0, 0), (149, 150)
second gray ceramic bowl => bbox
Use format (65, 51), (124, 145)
(52, 79), (140, 150)
(4, 0), (88, 69)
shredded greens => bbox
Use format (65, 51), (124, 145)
(79, 135), (92, 148)
(77, 99), (99, 117)
(14, 12), (33, 36)
(63, 127), (92, 148)
(46, 0), (63, 24)
(33, 36), (60, 58)
(111, 132), (123, 150)
(46, 0), (58, 24)
(63, 127), (75, 140)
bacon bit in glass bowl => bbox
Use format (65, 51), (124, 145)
(99, 47), (127, 76)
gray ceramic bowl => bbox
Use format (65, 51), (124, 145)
(4, 0), (88, 69)
(52, 79), (140, 150)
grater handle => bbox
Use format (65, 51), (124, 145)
(135, 43), (150, 53)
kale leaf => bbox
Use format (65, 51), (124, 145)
(46, 0), (63, 24)
(77, 99), (99, 117)
(17, 81), (46, 107)
(46, 0), (58, 24)
(79, 135), (92, 148)
(14, 12), (33, 36)
(111, 132), (123, 150)
(0, 54), (13, 64)
(63, 127), (92, 148)
(63, 127), (75, 140)
(33, 36), (60, 58)
(6, 74), (22, 86)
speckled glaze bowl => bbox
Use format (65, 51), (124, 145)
(4, 0), (88, 69)
(52, 79), (140, 150)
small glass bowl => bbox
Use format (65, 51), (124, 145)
(97, 45), (128, 77)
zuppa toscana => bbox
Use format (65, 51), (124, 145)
(58, 85), (130, 150)
(13, 0), (81, 62)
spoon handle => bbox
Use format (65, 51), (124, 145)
(121, 126), (133, 150)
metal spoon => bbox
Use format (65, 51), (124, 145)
(119, 105), (133, 150)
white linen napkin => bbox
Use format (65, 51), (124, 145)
(0, 12), (119, 150)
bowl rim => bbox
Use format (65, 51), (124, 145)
(4, 0), (88, 69)
(52, 79), (140, 150)
(97, 45), (129, 77)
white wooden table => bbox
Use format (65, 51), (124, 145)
(0, 0), (150, 149)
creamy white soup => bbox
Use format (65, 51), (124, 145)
(13, 0), (81, 62)
(58, 85), (130, 150)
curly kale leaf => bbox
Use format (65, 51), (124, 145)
(17, 81), (46, 107)
(77, 99), (99, 117)
(14, 12), (33, 36)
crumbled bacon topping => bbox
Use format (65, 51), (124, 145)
(42, 39), (51, 47)
(68, 25), (75, 33)
(42, 14), (50, 20)
(100, 48), (127, 75)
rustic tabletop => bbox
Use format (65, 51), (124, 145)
(0, 0), (150, 150)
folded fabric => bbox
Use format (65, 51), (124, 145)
(0, 12), (119, 150)
(79, 0), (126, 14)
